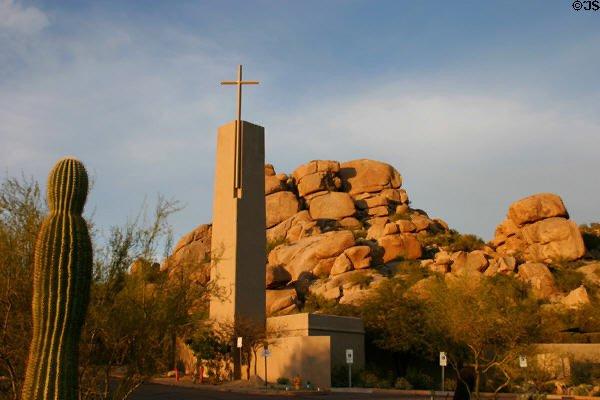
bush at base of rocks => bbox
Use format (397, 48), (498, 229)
(387, 259), (424, 278)
(276, 377), (291, 386)
(266, 237), (288, 254)
(394, 377), (413, 390)
(571, 362), (600, 386)
(302, 293), (358, 315)
(359, 371), (392, 389)
(331, 365), (363, 388)
(417, 230), (485, 253)
(389, 212), (411, 222)
(580, 222), (600, 257)
(550, 266), (586, 293)
(344, 271), (374, 289)
(405, 368), (434, 390)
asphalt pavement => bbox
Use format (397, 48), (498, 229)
(129, 383), (433, 400)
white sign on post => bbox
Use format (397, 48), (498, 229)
(439, 352), (447, 367)
(262, 348), (271, 358)
(345, 349), (354, 364)
(237, 337), (243, 348)
(519, 355), (527, 368)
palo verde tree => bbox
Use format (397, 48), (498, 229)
(425, 273), (544, 400)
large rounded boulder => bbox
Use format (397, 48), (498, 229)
(339, 159), (402, 195)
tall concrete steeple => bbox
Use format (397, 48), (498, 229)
(209, 66), (265, 380)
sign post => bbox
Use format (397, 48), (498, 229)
(440, 352), (447, 392)
(519, 355), (527, 368)
(346, 349), (354, 388)
(237, 337), (243, 379)
(519, 355), (528, 388)
(262, 345), (271, 389)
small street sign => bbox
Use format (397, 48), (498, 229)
(439, 352), (447, 367)
(439, 352), (447, 391)
(262, 348), (271, 358)
(346, 349), (354, 364)
(237, 337), (242, 348)
(519, 355), (527, 368)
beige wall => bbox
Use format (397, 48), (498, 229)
(256, 336), (331, 389)
(267, 313), (365, 373)
(536, 343), (600, 363)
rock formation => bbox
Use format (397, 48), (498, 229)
(492, 193), (585, 263)
(164, 160), (597, 318)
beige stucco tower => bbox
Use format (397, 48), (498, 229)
(209, 119), (266, 378)
(209, 120), (266, 323)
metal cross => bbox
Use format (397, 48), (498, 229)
(221, 64), (260, 123)
(221, 65), (259, 198)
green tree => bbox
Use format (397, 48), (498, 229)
(425, 274), (544, 400)
(0, 177), (44, 400)
(79, 197), (212, 400)
(359, 275), (431, 376)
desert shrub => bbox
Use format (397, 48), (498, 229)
(277, 377), (290, 385)
(331, 365), (361, 387)
(444, 378), (457, 391)
(550, 267), (585, 292)
(346, 272), (373, 288)
(315, 218), (338, 232)
(302, 294), (358, 316)
(266, 237), (288, 254)
(573, 301), (600, 333)
(405, 367), (433, 389)
(352, 229), (367, 239)
(570, 384), (594, 396)
(420, 245), (439, 260)
(580, 223), (600, 254)
(570, 362), (600, 386)
(313, 268), (331, 280)
(448, 233), (485, 252)
(553, 258), (586, 269)
(394, 377), (413, 390)
(518, 392), (547, 400)
(418, 229), (484, 252)
(390, 260), (429, 283)
(303, 294), (337, 313)
(359, 371), (392, 388)
(390, 212), (411, 222)
(0, 176), (43, 399)
(541, 301), (600, 337)
(538, 382), (557, 394)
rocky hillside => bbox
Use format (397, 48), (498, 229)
(162, 159), (599, 320)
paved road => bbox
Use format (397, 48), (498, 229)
(129, 383), (430, 399)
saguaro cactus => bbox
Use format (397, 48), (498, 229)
(21, 157), (93, 400)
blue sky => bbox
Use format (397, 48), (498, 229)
(1, 0), (599, 244)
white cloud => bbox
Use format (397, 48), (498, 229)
(266, 82), (600, 239)
(0, 19), (241, 241)
(0, 0), (48, 34)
